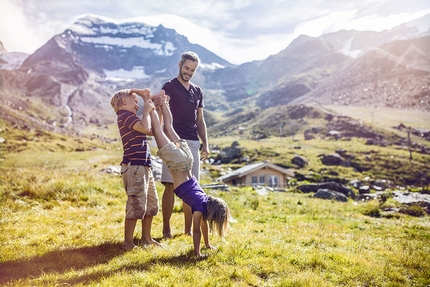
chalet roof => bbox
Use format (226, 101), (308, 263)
(218, 161), (294, 182)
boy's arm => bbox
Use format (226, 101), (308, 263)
(192, 212), (203, 256)
(131, 101), (154, 136)
(129, 89), (154, 135)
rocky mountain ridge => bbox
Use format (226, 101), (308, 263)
(1, 13), (429, 134)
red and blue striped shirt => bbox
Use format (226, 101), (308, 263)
(117, 110), (151, 167)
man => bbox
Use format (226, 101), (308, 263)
(161, 51), (209, 238)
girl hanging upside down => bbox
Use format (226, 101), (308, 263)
(129, 88), (231, 256)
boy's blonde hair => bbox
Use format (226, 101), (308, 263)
(110, 89), (131, 113)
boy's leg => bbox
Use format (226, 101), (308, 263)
(141, 171), (161, 245)
(141, 215), (161, 246)
(124, 218), (137, 250)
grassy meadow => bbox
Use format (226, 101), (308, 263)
(1, 119), (430, 287)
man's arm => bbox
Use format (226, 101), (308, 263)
(196, 108), (209, 160)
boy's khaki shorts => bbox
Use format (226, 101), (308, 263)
(121, 165), (159, 219)
(157, 139), (193, 174)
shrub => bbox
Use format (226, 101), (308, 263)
(400, 204), (426, 217)
(362, 205), (381, 218)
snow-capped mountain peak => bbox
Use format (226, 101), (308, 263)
(69, 14), (156, 36)
(18, 14), (231, 81)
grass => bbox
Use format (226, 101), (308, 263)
(209, 135), (430, 187)
(1, 118), (429, 286)
(323, 105), (430, 130)
(1, 166), (430, 287)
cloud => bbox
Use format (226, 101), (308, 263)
(1, 0), (429, 64)
(0, 0), (72, 54)
(291, 8), (430, 42)
(128, 14), (221, 54)
(0, 0), (40, 52)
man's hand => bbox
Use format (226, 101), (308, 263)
(200, 144), (209, 161)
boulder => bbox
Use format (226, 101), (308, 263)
(298, 181), (356, 199)
(349, 179), (363, 189)
(291, 155), (308, 168)
(321, 153), (343, 165)
(314, 189), (349, 202)
(358, 185), (371, 194)
(371, 179), (389, 191)
(100, 166), (121, 175)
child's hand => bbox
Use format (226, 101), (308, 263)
(150, 90), (166, 107)
(144, 100), (156, 112)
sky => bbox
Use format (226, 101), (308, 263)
(0, 0), (429, 65)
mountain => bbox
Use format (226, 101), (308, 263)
(1, 14), (233, 133)
(1, 13), (429, 135)
(290, 36), (430, 110)
(20, 15), (232, 80)
(201, 13), (430, 111)
(0, 41), (28, 70)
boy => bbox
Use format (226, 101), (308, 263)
(110, 89), (160, 250)
(129, 88), (230, 256)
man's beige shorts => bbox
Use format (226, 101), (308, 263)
(157, 139), (193, 174)
(121, 165), (159, 219)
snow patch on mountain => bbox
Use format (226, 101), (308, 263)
(104, 66), (150, 80)
(79, 35), (175, 54)
(339, 37), (362, 58)
(71, 17), (156, 36)
(200, 62), (226, 70)
(67, 14), (177, 56)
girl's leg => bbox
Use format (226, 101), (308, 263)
(160, 97), (181, 142)
(149, 102), (191, 187)
(148, 108), (170, 149)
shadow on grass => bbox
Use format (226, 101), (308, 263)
(0, 241), (209, 285)
(64, 250), (208, 285)
(0, 242), (123, 284)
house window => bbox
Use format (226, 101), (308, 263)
(268, 175), (278, 187)
(259, 176), (265, 184)
(252, 176), (258, 184)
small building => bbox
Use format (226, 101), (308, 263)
(218, 161), (294, 188)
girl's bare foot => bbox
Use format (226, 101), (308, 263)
(130, 88), (151, 102)
(151, 90), (166, 107)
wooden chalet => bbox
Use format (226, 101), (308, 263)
(218, 161), (294, 188)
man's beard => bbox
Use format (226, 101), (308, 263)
(180, 72), (191, 82)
